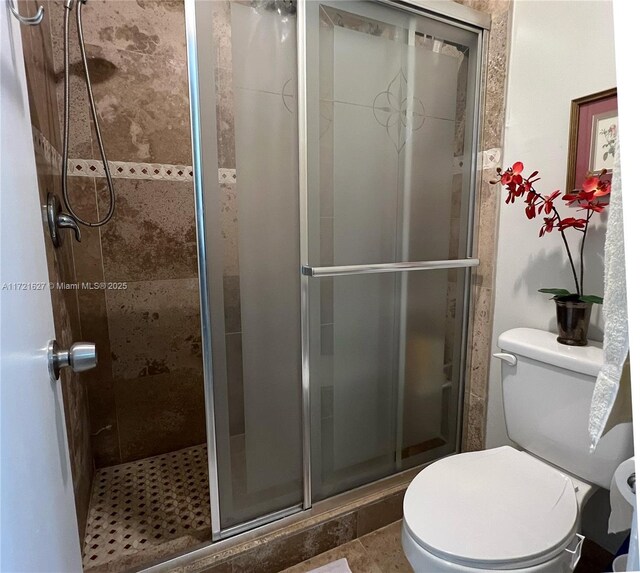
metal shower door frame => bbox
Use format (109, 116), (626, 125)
(297, 0), (488, 509)
(185, 0), (489, 541)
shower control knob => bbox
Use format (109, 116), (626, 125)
(48, 339), (97, 381)
(46, 193), (81, 248)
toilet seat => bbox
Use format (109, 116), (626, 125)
(403, 446), (579, 569)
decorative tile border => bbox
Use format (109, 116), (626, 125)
(32, 128), (235, 185)
(68, 158), (194, 182)
(32, 126), (62, 172)
(218, 168), (237, 183)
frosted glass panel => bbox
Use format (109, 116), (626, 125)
(306, 1), (479, 501)
(307, 2), (478, 267)
(333, 274), (396, 470)
(310, 269), (466, 499)
(212, 2), (302, 530)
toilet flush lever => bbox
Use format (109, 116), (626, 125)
(48, 339), (97, 382)
(493, 352), (517, 366)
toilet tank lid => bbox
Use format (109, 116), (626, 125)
(498, 328), (603, 377)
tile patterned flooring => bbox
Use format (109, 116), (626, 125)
(280, 520), (615, 573)
(83, 445), (211, 571)
(280, 521), (412, 573)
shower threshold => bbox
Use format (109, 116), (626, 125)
(138, 458), (431, 573)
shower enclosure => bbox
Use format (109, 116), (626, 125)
(187, 0), (487, 541)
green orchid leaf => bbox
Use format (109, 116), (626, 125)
(579, 295), (604, 304)
(538, 288), (571, 296)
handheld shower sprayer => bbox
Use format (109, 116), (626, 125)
(61, 0), (116, 228)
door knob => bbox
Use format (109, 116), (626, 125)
(48, 340), (97, 381)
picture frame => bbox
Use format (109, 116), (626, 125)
(566, 87), (618, 194)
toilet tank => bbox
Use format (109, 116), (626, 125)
(498, 328), (633, 489)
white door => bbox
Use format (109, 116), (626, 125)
(0, 5), (83, 572)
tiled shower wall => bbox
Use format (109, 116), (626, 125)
(18, 0), (93, 540)
(46, 0), (206, 467)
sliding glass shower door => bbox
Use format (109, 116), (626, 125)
(189, 0), (304, 535)
(187, 0), (485, 540)
(302, 1), (482, 500)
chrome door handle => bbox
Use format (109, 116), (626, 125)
(48, 340), (97, 381)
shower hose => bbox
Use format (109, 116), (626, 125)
(62, 0), (115, 227)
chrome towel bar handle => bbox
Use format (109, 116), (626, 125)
(302, 258), (480, 278)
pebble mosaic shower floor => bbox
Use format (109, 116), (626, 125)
(83, 444), (211, 571)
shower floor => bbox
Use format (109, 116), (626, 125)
(83, 444), (211, 572)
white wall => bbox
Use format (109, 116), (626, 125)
(487, 0), (617, 448)
(1, 7), (83, 571)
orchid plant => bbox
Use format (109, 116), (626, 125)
(491, 162), (611, 304)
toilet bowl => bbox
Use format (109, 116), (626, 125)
(401, 447), (588, 573)
(401, 328), (634, 572)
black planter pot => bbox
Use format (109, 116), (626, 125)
(554, 297), (592, 346)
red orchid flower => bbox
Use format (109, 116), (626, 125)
(539, 217), (555, 237)
(580, 201), (609, 213)
(563, 189), (598, 206)
(525, 202), (536, 220)
(558, 217), (587, 231)
(594, 179), (611, 197)
(582, 176), (600, 193)
(500, 171), (512, 185)
(491, 162), (609, 300)
(538, 190), (561, 215)
(582, 172), (611, 197)
(500, 161), (524, 186)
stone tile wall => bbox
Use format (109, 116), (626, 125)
(46, 0), (206, 466)
(456, 0), (512, 451)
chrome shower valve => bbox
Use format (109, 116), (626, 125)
(47, 193), (81, 247)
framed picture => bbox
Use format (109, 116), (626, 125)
(566, 87), (618, 193)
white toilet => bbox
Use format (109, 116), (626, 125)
(402, 328), (634, 573)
